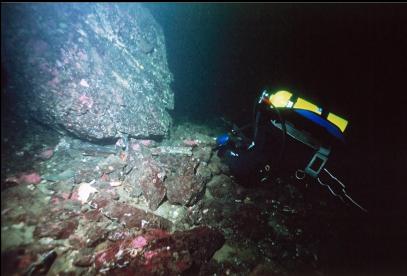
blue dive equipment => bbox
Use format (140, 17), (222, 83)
(294, 109), (345, 142)
(216, 133), (230, 147)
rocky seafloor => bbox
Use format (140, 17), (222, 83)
(1, 113), (355, 276)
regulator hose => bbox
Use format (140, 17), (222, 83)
(252, 98), (287, 171)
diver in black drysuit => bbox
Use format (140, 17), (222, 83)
(215, 96), (368, 212)
(216, 101), (286, 185)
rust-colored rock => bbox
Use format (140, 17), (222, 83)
(93, 226), (224, 275)
(138, 158), (166, 210)
(125, 157), (166, 210)
(34, 218), (79, 239)
(84, 224), (109, 247)
(105, 202), (172, 230)
(163, 156), (206, 206)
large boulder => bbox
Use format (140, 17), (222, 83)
(1, 3), (174, 141)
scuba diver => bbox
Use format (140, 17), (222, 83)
(215, 88), (367, 212)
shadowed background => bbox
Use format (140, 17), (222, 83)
(147, 3), (407, 274)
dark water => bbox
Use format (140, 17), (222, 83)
(148, 3), (407, 274)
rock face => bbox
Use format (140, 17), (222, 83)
(125, 156), (167, 210)
(1, 3), (174, 141)
(161, 155), (206, 206)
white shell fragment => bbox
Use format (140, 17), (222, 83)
(110, 181), (122, 187)
(77, 182), (98, 204)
